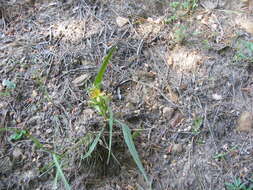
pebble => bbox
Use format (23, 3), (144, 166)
(163, 107), (175, 120)
(116, 17), (129, 27)
(172, 144), (184, 154)
(236, 111), (253, 133)
(12, 147), (23, 160)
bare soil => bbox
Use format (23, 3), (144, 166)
(1, 0), (253, 189)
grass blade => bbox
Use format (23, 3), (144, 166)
(115, 119), (150, 186)
(94, 46), (116, 88)
(82, 127), (104, 159)
(53, 166), (60, 189)
(52, 154), (71, 190)
(107, 108), (114, 164)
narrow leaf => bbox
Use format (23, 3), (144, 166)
(53, 165), (60, 189)
(82, 128), (104, 159)
(107, 108), (114, 164)
(94, 47), (116, 88)
(52, 154), (71, 190)
(115, 120), (150, 185)
(9, 130), (27, 140)
(26, 133), (44, 149)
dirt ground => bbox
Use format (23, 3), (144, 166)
(1, 0), (253, 189)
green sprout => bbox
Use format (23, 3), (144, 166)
(225, 178), (253, 190)
(234, 40), (253, 63)
(83, 46), (151, 188)
(9, 130), (27, 141)
(192, 116), (203, 134)
(0, 79), (16, 96)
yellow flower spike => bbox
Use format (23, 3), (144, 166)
(89, 88), (104, 99)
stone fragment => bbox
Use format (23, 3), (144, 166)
(162, 107), (175, 120)
(236, 111), (253, 133)
(116, 17), (129, 27)
(172, 144), (184, 154)
(12, 147), (23, 160)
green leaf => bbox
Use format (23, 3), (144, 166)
(132, 131), (141, 140)
(2, 79), (16, 89)
(94, 46), (116, 89)
(115, 120), (150, 187)
(9, 130), (27, 140)
(52, 154), (71, 190)
(192, 117), (203, 133)
(170, 1), (180, 9)
(246, 41), (253, 52)
(53, 165), (60, 189)
(82, 128), (104, 159)
(107, 108), (114, 164)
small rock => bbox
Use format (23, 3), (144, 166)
(212, 93), (222, 101)
(22, 169), (38, 182)
(172, 144), (184, 154)
(46, 128), (53, 134)
(0, 101), (7, 109)
(125, 102), (135, 110)
(170, 111), (184, 128)
(236, 111), (253, 133)
(163, 107), (175, 120)
(201, 0), (218, 9)
(31, 90), (38, 98)
(196, 14), (203, 20)
(238, 18), (253, 35)
(12, 147), (23, 160)
(116, 16), (129, 27)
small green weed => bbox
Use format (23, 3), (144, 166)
(173, 25), (188, 44)
(225, 178), (253, 190)
(192, 116), (203, 134)
(170, 1), (181, 9)
(233, 40), (253, 63)
(165, 15), (178, 24)
(213, 146), (238, 160)
(202, 39), (211, 50)
(170, 0), (198, 11)
(182, 0), (198, 11)
(53, 154), (71, 190)
(0, 79), (16, 96)
(166, 0), (198, 24)
(2, 79), (16, 89)
(83, 46), (151, 188)
(9, 130), (27, 141)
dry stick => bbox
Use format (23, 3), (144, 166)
(44, 53), (55, 85)
(206, 104), (219, 152)
(137, 39), (144, 56)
